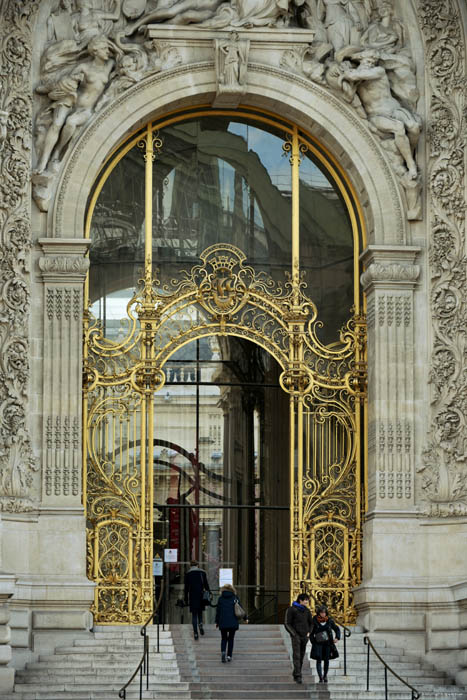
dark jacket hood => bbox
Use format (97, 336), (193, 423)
(221, 590), (235, 599)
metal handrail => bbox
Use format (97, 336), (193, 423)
(247, 594), (278, 623)
(118, 634), (148, 700)
(118, 580), (165, 699)
(364, 636), (421, 700)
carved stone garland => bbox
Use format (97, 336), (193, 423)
(0, 0), (39, 512)
(418, 0), (467, 516)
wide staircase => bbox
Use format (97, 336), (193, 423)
(172, 624), (467, 700)
(2, 623), (467, 699)
(1, 626), (190, 700)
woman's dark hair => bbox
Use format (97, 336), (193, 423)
(316, 605), (328, 615)
(296, 593), (310, 603)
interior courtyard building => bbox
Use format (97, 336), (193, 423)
(0, 0), (466, 695)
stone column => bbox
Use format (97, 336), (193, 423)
(360, 245), (421, 513)
(17, 238), (95, 654)
(355, 245), (425, 645)
(38, 238), (90, 507)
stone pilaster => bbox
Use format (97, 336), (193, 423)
(361, 245), (421, 513)
(38, 239), (90, 507)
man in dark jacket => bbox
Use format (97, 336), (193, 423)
(184, 560), (210, 639)
(284, 593), (313, 684)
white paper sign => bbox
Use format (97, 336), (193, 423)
(164, 548), (178, 563)
(219, 568), (233, 587)
(153, 558), (163, 576)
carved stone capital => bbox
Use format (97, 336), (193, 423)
(39, 256), (90, 277)
(360, 246), (421, 292)
(39, 239), (90, 283)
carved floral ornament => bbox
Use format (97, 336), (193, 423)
(417, 0), (467, 517)
(0, 0), (41, 512)
(32, 0), (423, 218)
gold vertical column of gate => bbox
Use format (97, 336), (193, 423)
(83, 124), (158, 623)
(284, 127), (366, 624)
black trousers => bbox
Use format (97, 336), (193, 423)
(220, 628), (236, 656)
(191, 610), (203, 634)
(291, 635), (308, 679)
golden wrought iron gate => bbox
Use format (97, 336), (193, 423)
(83, 109), (367, 625)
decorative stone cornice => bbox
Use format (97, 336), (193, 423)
(39, 238), (90, 282)
(360, 246), (421, 292)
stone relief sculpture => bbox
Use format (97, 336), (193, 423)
(32, 0), (182, 211)
(281, 0), (422, 219)
(340, 48), (421, 179)
(213, 32), (249, 106)
(417, 0), (467, 516)
(33, 0), (422, 218)
(0, 1), (40, 512)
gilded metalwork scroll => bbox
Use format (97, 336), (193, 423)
(83, 114), (366, 625)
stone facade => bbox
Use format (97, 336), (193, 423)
(0, 0), (466, 689)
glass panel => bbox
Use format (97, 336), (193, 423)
(152, 118), (292, 284)
(88, 143), (145, 334)
(152, 335), (290, 623)
(299, 152), (354, 343)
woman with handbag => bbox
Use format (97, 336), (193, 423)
(310, 605), (340, 683)
(215, 583), (247, 662)
(184, 559), (211, 640)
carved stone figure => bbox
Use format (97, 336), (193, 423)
(214, 32), (249, 106)
(362, 0), (419, 111)
(35, 35), (116, 174)
(341, 48), (421, 178)
(319, 0), (361, 51)
(47, 0), (76, 42)
(126, 0), (223, 32)
(73, 0), (122, 45)
(351, 0), (371, 31)
(218, 33), (248, 90)
(203, 0), (291, 28)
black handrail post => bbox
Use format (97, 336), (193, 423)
(343, 630), (347, 676)
(275, 595), (278, 624)
(384, 666), (388, 700)
(146, 634), (150, 691)
(366, 638), (370, 691)
(139, 663), (143, 700)
(157, 611), (160, 653)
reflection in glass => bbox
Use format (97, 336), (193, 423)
(88, 143), (145, 334)
(299, 152), (354, 342)
(151, 118), (292, 283)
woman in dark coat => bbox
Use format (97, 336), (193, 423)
(310, 605), (340, 683)
(184, 560), (211, 640)
(215, 584), (247, 662)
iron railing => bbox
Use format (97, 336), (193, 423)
(118, 581), (164, 699)
(364, 636), (421, 700)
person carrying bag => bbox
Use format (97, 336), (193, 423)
(215, 583), (247, 662)
(310, 605), (340, 683)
